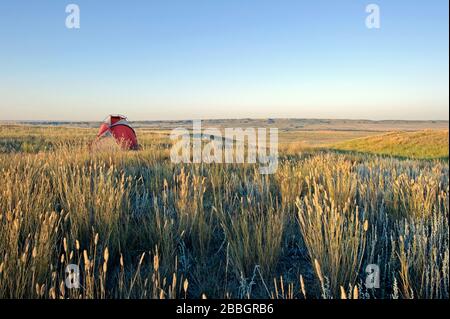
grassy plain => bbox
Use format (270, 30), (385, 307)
(333, 130), (449, 159)
(0, 120), (448, 299)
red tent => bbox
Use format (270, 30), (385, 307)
(96, 115), (138, 150)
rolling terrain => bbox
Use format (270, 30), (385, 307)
(332, 130), (449, 159)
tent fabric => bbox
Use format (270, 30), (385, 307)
(96, 115), (138, 150)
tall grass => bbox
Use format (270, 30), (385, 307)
(0, 126), (448, 299)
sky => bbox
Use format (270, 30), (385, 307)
(0, 0), (448, 121)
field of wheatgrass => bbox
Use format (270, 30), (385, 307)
(0, 124), (448, 299)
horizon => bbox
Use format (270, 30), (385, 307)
(0, 0), (449, 121)
(2, 117), (449, 123)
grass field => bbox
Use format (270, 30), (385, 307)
(333, 130), (449, 160)
(0, 122), (448, 299)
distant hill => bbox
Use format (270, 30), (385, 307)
(332, 130), (449, 159)
(2, 119), (448, 132)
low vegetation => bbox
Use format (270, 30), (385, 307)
(332, 130), (449, 160)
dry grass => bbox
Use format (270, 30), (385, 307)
(0, 125), (448, 299)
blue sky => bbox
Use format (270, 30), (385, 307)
(0, 0), (448, 121)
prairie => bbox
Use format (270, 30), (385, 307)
(0, 122), (448, 299)
(333, 130), (449, 160)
